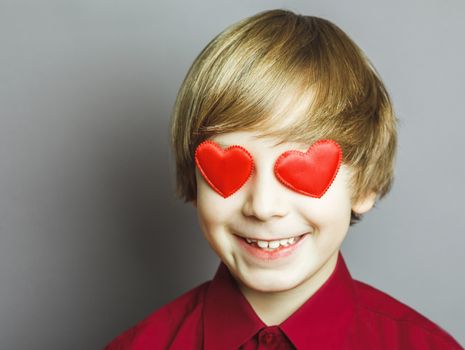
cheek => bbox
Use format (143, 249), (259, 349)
(195, 171), (240, 228)
(296, 186), (352, 229)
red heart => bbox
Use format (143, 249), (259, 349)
(195, 140), (254, 198)
(274, 139), (342, 198)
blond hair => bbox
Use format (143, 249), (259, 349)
(170, 9), (398, 224)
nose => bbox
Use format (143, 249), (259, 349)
(241, 166), (289, 221)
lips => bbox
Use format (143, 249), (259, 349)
(233, 231), (310, 242)
(234, 232), (310, 260)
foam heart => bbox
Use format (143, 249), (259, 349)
(274, 139), (342, 198)
(195, 140), (254, 198)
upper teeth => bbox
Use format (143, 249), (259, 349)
(245, 236), (298, 249)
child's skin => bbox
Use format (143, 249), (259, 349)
(193, 129), (377, 326)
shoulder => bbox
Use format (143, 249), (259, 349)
(352, 279), (463, 349)
(104, 281), (210, 350)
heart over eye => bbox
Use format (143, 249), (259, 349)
(195, 140), (254, 198)
(274, 139), (342, 198)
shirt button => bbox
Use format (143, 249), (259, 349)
(259, 327), (280, 345)
(262, 332), (274, 344)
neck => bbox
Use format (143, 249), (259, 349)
(237, 252), (339, 326)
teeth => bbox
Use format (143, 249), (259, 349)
(268, 241), (280, 249)
(246, 235), (301, 250)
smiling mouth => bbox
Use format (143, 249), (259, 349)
(237, 233), (309, 251)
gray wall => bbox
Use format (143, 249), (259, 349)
(0, 1), (463, 348)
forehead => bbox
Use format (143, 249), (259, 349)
(211, 130), (311, 152)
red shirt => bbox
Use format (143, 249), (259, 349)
(104, 251), (463, 349)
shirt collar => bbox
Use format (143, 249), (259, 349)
(203, 251), (357, 350)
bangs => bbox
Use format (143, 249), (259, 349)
(193, 13), (374, 151)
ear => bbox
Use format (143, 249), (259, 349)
(352, 191), (377, 214)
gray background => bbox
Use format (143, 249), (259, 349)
(1, 0), (464, 349)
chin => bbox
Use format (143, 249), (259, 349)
(248, 282), (298, 293)
(239, 269), (304, 293)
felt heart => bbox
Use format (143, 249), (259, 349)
(195, 140), (254, 198)
(274, 139), (342, 198)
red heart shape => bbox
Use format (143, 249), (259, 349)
(274, 139), (342, 198)
(195, 140), (254, 198)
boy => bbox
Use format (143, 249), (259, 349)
(105, 9), (463, 349)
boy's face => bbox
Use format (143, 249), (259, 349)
(194, 130), (375, 294)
